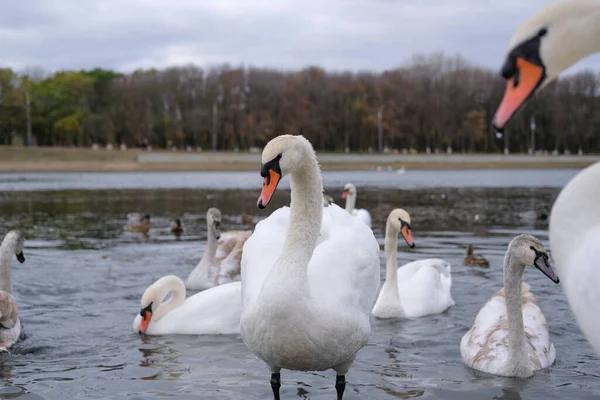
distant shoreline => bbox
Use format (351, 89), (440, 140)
(0, 146), (597, 172)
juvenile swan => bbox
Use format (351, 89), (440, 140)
(0, 231), (25, 351)
(185, 208), (252, 290)
(240, 135), (380, 399)
(460, 234), (559, 377)
(372, 209), (454, 319)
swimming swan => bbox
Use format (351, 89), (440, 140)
(0, 231), (25, 351)
(460, 234), (559, 377)
(133, 275), (241, 335)
(239, 134), (380, 400)
(372, 209), (454, 319)
(493, 0), (600, 358)
(341, 183), (372, 228)
(185, 208), (252, 290)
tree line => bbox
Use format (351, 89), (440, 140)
(1, 52), (599, 153)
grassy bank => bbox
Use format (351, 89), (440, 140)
(0, 146), (598, 172)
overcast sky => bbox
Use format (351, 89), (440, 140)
(1, 0), (599, 74)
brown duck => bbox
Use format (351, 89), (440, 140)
(464, 245), (489, 267)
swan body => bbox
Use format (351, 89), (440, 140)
(185, 208), (252, 290)
(240, 135), (380, 399)
(550, 162), (600, 356)
(342, 183), (372, 228)
(133, 275), (241, 335)
(0, 231), (26, 351)
(372, 209), (454, 319)
(461, 234), (559, 377)
(493, 0), (600, 131)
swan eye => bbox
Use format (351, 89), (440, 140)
(399, 219), (411, 230)
(260, 154), (283, 178)
(140, 302), (153, 316)
(530, 246), (548, 262)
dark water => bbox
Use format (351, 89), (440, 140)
(0, 170), (598, 400)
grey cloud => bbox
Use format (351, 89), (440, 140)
(0, 0), (598, 74)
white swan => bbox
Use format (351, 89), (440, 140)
(492, 0), (600, 132)
(492, 0), (600, 358)
(551, 161), (600, 357)
(372, 209), (454, 319)
(133, 275), (241, 335)
(240, 135), (380, 400)
(185, 208), (252, 290)
(0, 231), (25, 352)
(341, 183), (372, 228)
(461, 234), (559, 377)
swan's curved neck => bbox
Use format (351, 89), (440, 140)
(503, 252), (528, 367)
(345, 191), (356, 212)
(282, 154), (323, 269)
(0, 237), (16, 294)
(153, 279), (186, 321)
(199, 222), (218, 267)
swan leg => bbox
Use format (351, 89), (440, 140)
(335, 375), (345, 399)
(270, 372), (281, 400)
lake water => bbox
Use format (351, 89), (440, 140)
(0, 169), (598, 400)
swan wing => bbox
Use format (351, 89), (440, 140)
(216, 234), (237, 261)
(241, 207), (291, 309)
(0, 292), (18, 330)
(460, 287), (511, 373)
(397, 258), (454, 317)
(217, 230), (253, 284)
(308, 205), (380, 320)
(521, 286), (555, 369)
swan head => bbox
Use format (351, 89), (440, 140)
(323, 194), (335, 206)
(493, 0), (600, 131)
(341, 183), (356, 199)
(508, 234), (559, 283)
(387, 208), (415, 248)
(207, 208), (222, 240)
(137, 275), (184, 334)
(1, 231), (25, 264)
(138, 282), (160, 335)
(257, 134), (315, 208)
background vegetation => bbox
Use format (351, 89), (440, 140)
(1, 52), (599, 153)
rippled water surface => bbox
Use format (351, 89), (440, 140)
(0, 169), (598, 400)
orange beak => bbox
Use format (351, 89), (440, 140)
(138, 310), (152, 334)
(401, 225), (415, 248)
(341, 190), (349, 199)
(257, 169), (281, 209)
(493, 58), (545, 131)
